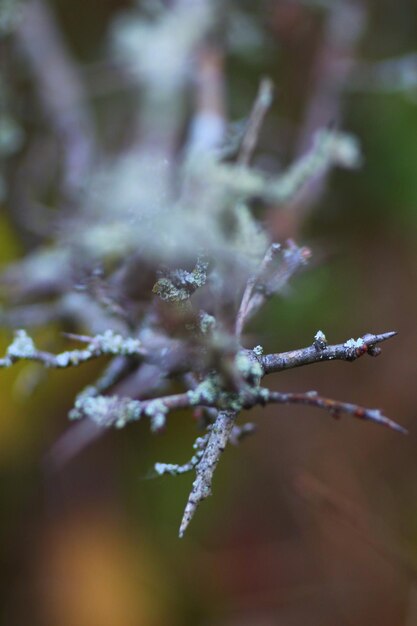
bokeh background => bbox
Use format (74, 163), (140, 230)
(1, 1), (417, 624)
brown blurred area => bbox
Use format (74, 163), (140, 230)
(1, 1), (417, 625)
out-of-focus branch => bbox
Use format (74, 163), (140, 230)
(0, 329), (146, 369)
(349, 53), (417, 95)
(235, 240), (311, 338)
(16, 0), (94, 202)
(187, 42), (226, 154)
(281, 0), (366, 233)
(197, 127), (361, 207)
(295, 1), (366, 153)
(237, 77), (274, 166)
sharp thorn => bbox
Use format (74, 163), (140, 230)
(375, 331), (397, 342)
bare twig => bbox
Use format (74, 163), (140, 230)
(237, 78), (274, 167)
(187, 42), (226, 154)
(289, 1), (366, 220)
(17, 0), (94, 201)
(235, 240), (310, 338)
(252, 389), (407, 435)
(235, 242), (281, 338)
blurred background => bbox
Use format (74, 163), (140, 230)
(1, 0), (417, 624)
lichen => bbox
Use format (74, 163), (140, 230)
(7, 330), (35, 359)
(199, 312), (216, 334)
(344, 337), (365, 350)
(144, 398), (168, 432)
(235, 351), (263, 384)
(69, 394), (142, 427)
(187, 374), (221, 406)
(314, 330), (328, 350)
(153, 256), (209, 302)
(92, 330), (142, 356)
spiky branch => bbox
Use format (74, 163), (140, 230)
(0, 0), (405, 541)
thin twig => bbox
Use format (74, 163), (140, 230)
(237, 77), (274, 167)
(261, 331), (397, 374)
(235, 242), (281, 338)
(254, 389), (407, 435)
(235, 240), (309, 338)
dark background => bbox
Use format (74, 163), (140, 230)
(1, 1), (417, 624)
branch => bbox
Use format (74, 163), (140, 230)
(68, 390), (191, 430)
(17, 0), (94, 202)
(154, 432), (209, 477)
(0, 329), (147, 369)
(261, 331), (397, 374)
(235, 242), (280, 338)
(289, 2), (366, 221)
(235, 239), (310, 338)
(237, 77), (274, 167)
(252, 389), (407, 435)
(179, 410), (237, 538)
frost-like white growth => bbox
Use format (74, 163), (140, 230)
(154, 462), (179, 476)
(154, 460), (198, 476)
(344, 337), (365, 350)
(93, 330), (142, 356)
(145, 399), (168, 432)
(56, 352), (71, 367)
(314, 330), (328, 350)
(188, 375), (220, 405)
(7, 330), (35, 359)
(69, 394), (142, 427)
(314, 330), (326, 343)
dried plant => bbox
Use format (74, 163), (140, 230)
(0, 0), (406, 537)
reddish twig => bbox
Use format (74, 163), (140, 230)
(255, 389), (407, 435)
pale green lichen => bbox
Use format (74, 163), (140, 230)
(7, 330), (36, 359)
(199, 312), (216, 334)
(189, 129), (362, 209)
(145, 398), (168, 432)
(235, 351), (263, 384)
(187, 374), (221, 406)
(344, 337), (365, 350)
(257, 388), (270, 403)
(314, 330), (326, 342)
(69, 394), (142, 426)
(94, 330), (142, 356)
(154, 433), (208, 477)
(314, 330), (328, 350)
(219, 393), (243, 412)
(153, 256), (209, 302)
